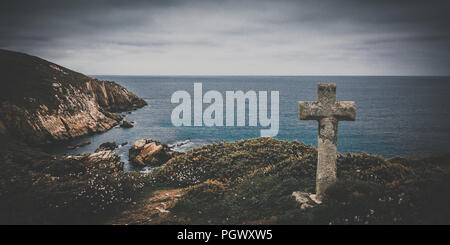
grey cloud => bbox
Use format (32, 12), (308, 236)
(0, 0), (449, 75)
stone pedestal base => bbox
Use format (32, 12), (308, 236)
(292, 191), (322, 210)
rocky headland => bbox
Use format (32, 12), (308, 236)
(0, 49), (146, 144)
(0, 49), (148, 223)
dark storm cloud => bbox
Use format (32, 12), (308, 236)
(0, 0), (449, 75)
(0, 1), (163, 45)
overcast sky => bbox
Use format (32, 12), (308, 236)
(1, 0), (449, 75)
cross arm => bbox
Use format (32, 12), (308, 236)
(299, 101), (356, 121)
(333, 101), (356, 121)
(298, 101), (324, 120)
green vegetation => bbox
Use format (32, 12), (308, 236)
(153, 138), (450, 224)
(0, 136), (149, 224)
(1, 136), (449, 224)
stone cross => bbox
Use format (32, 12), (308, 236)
(298, 83), (356, 200)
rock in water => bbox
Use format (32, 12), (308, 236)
(168, 140), (190, 149)
(66, 141), (91, 150)
(0, 49), (147, 144)
(129, 139), (174, 167)
(96, 141), (117, 152)
(120, 120), (134, 128)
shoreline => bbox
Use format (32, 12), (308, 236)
(50, 133), (449, 169)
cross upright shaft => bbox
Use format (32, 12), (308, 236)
(298, 83), (356, 199)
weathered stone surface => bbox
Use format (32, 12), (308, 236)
(87, 80), (147, 112)
(120, 120), (134, 128)
(64, 149), (124, 172)
(129, 139), (174, 167)
(292, 191), (322, 210)
(96, 141), (117, 152)
(0, 49), (147, 144)
(292, 191), (310, 203)
(298, 83), (356, 200)
(133, 139), (147, 149)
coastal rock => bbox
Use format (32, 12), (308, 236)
(129, 139), (174, 167)
(67, 141), (91, 150)
(168, 140), (190, 149)
(0, 49), (147, 144)
(64, 149), (124, 172)
(96, 141), (117, 152)
(120, 120), (134, 128)
(88, 81), (146, 112)
(86, 150), (124, 171)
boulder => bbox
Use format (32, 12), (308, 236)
(133, 139), (147, 149)
(129, 139), (174, 167)
(86, 150), (124, 171)
(291, 191), (322, 210)
(96, 141), (117, 152)
(120, 120), (134, 128)
(63, 149), (124, 173)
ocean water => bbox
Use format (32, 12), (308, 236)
(51, 76), (450, 171)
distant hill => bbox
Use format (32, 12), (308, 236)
(0, 49), (147, 144)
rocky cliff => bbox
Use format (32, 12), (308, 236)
(0, 49), (146, 144)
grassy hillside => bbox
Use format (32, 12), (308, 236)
(0, 136), (148, 224)
(151, 138), (450, 224)
(1, 136), (449, 224)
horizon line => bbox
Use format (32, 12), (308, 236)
(90, 74), (450, 77)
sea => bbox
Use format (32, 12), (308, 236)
(50, 76), (450, 171)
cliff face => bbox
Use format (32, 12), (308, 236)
(0, 49), (146, 144)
